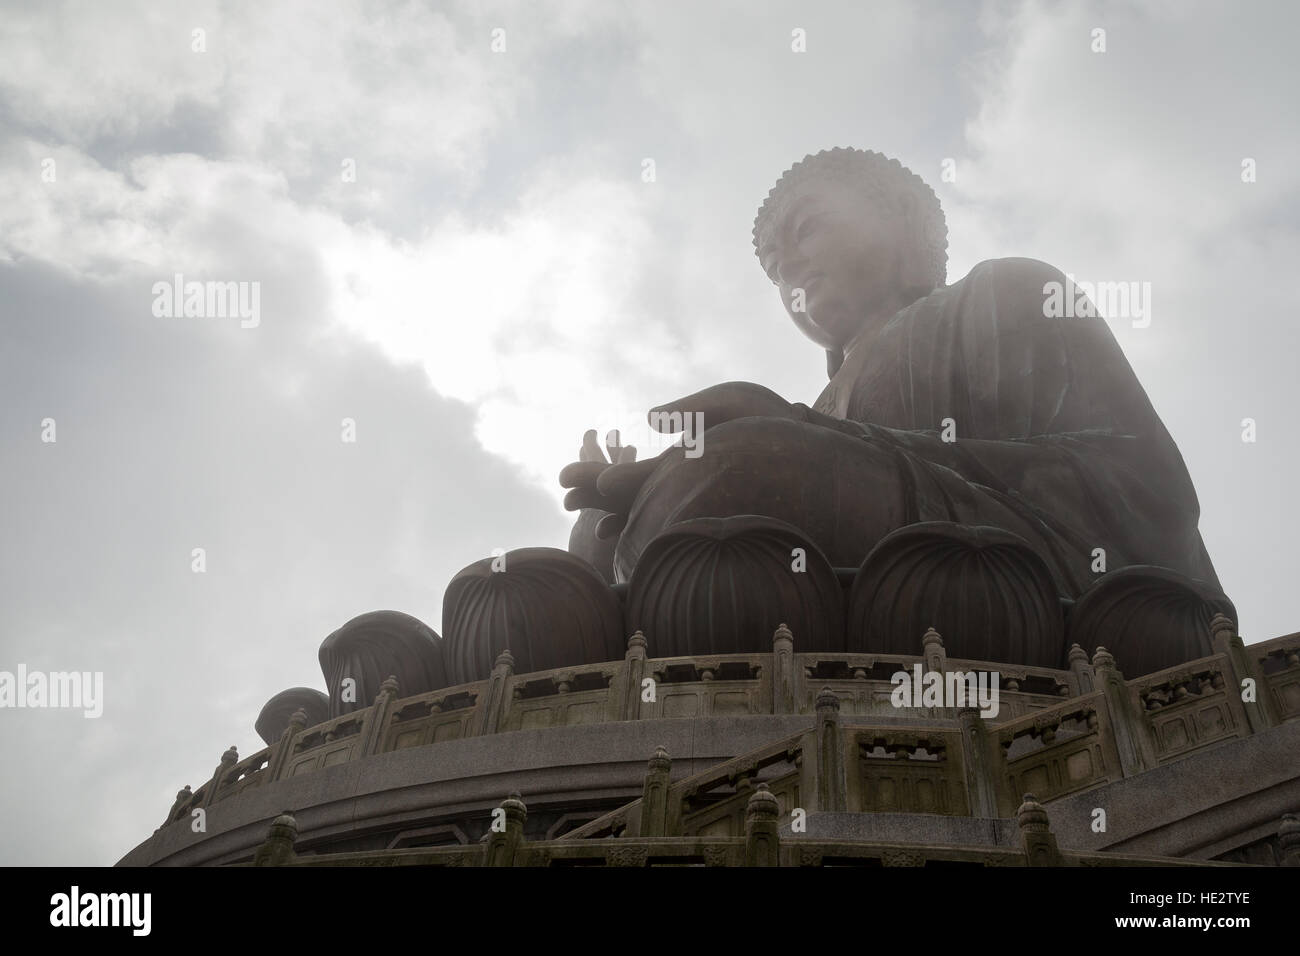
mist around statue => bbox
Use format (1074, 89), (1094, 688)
(0, 0), (1294, 936)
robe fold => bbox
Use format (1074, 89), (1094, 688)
(614, 257), (1220, 597)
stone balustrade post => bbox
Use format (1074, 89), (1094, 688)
(253, 811), (299, 866)
(1211, 614), (1278, 733)
(357, 675), (400, 758)
(483, 792), (527, 866)
(618, 632), (648, 720)
(744, 783), (781, 866)
(162, 785), (193, 828)
(475, 650), (515, 736)
(1067, 643), (1094, 696)
(772, 623), (796, 715)
(813, 687), (847, 812)
(1016, 793), (1062, 865)
(957, 707), (999, 818)
(199, 745), (238, 809)
(922, 627), (946, 676)
(268, 707), (309, 782)
(1091, 647), (1154, 776)
(638, 745), (672, 837)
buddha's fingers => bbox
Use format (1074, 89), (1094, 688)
(559, 460), (606, 489)
(595, 512), (627, 540)
(595, 457), (658, 502)
(563, 487), (607, 512)
(604, 429), (624, 463)
(579, 429), (606, 463)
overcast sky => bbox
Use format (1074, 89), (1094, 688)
(2, 0), (1296, 866)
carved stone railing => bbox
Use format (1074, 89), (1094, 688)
(642, 651), (769, 720)
(1130, 654), (1248, 763)
(1255, 631), (1300, 720)
(562, 730), (809, 841)
(995, 694), (1117, 813)
(213, 747), (272, 803)
(283, 710), (365, 776)
(503, 658), (620, 731)
(161, 617), (1300, 829)
(245, 792), (1248, 868)
(855, 726), (968, 815)
(382, 682), (483, 751)
(259, 837), (1231, 867)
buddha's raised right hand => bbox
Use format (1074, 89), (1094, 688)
(558, 429), (656, 539)
(559, 382), (801, 539)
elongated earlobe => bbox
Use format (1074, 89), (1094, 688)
(826, 347), (844, 378)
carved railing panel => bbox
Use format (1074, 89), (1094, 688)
(558, 730), (808, 842)
(505, 686), (611, 731)
(946, 660), (1073, 696)
(854, 730), (967, 815)
(292, 711), (364, 753)
(995, 696), (1116, 811)
(1257, 635), (1300, 720)
(384, 690), (480, 750)
(215, 748), (271, 802)
(1131, 656), (1246, 762)
(641, 654), (766, 719)
(678, 770), (801, 838)
(284, 710), (366, 777)
(810, 680), (907, 718)
(800, 654), (920, 716)
(667, 733), (806, 834)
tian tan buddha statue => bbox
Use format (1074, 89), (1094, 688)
(253, 148), (1236, 746)
(558, 147), (1233, 674)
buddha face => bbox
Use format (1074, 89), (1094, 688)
(756, 177), (904, 350)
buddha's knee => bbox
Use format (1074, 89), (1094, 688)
(618, 417), (907, 573)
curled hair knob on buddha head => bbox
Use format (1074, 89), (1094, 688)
(753, 148), (949, 376)
(753, 147), (948, 289)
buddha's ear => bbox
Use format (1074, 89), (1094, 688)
(826, 347), (844, 378)
(896, 192), (935, 296)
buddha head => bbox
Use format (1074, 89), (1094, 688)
(753, 148), (947, 372)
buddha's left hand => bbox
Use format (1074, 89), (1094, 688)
(647, 381), (798, 431)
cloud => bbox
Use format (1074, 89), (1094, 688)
(0, 0), (1296, 867)
(0, 242), (574, 865)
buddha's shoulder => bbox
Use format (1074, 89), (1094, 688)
(911, 257), (1069, 318)
(954, 257), (1067, 291)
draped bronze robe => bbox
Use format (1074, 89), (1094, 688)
(613, 257), (1219, 598)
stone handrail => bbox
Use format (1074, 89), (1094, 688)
(246, 790), (1254, 868)
(162, 619), (1299, 828)
(260, 835), (1226, 868)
